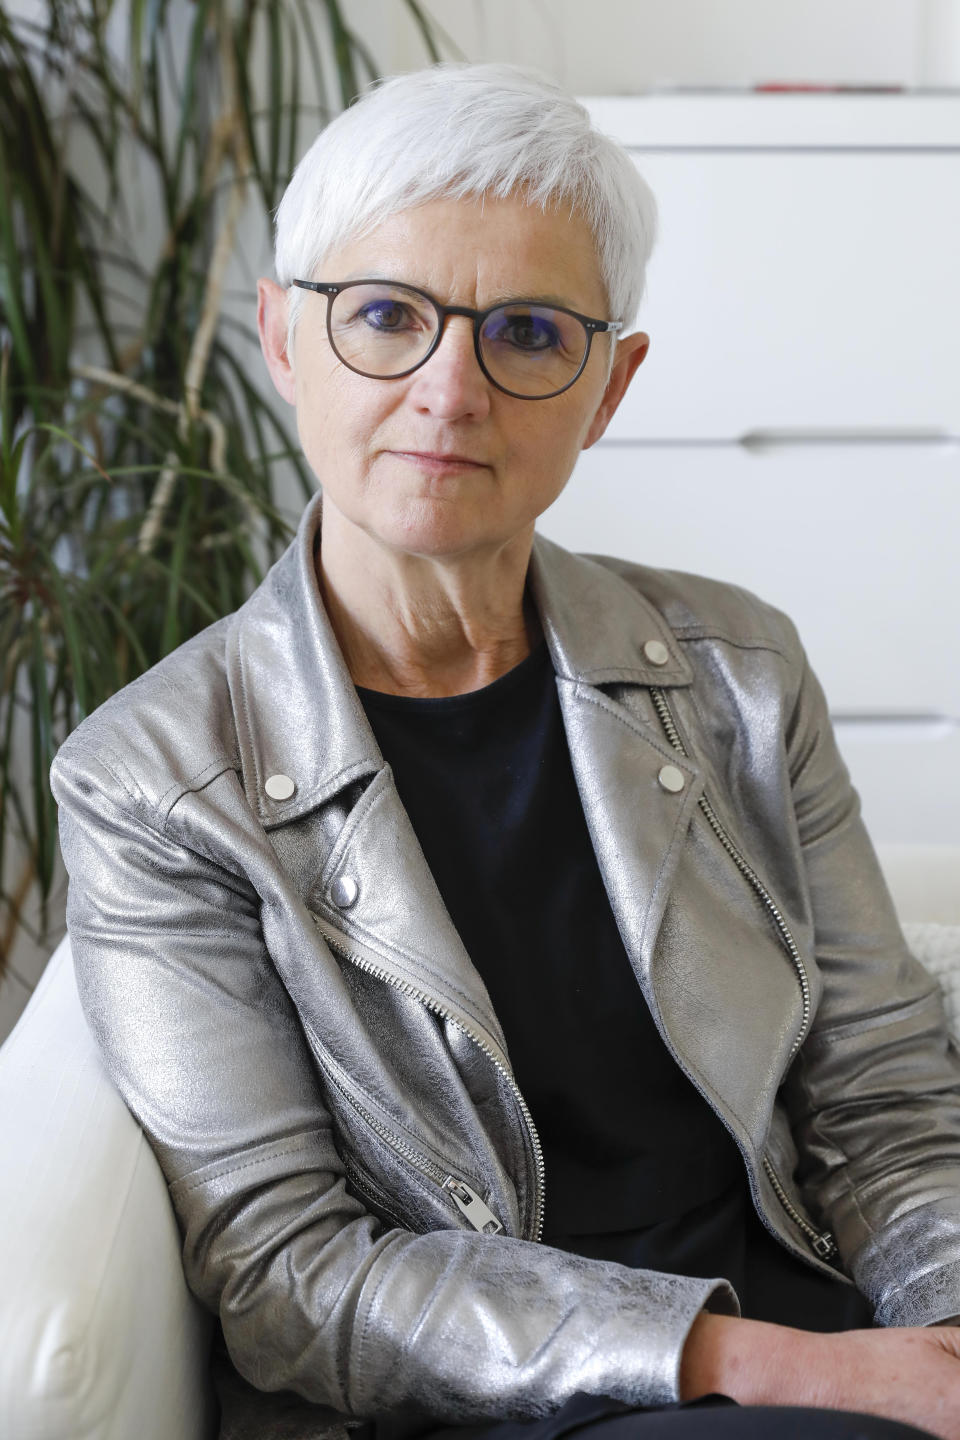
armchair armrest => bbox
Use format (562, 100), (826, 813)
(0, 936), (216, 1440)
(902, 921), (960, 1041)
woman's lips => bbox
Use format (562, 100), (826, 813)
(389, 450), (488, 473)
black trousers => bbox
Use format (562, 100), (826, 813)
(419, 1390), (936, 1440)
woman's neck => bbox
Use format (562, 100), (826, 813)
(316, 510), (540, 698)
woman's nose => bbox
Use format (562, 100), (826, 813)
(407, 316), (491, 420)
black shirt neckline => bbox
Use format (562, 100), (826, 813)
(355, 639), (550, 718)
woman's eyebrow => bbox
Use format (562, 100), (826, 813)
(493, 290), (572, 308)
(337, 273), (574, 309)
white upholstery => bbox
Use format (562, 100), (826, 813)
(876, 845), (960, 927)
(902, 923), (960, 1035)
(0, 937), (216, 1440)
(2, 917), (960, 1440)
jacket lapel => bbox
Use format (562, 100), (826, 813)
(556, 679), (703, 999)
(310, 763), (512, 1063)
(226, 490), (510, 1061)
(531, 538), (801, 1146)
(226, 489), (380, 829)
(529, 535), (702, 996)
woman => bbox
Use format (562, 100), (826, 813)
(50, 64), (960, 1440)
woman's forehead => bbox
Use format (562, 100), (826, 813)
(322, 193), (607, 310)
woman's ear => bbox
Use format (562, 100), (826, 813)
(257, 278), (296, 406)
(581, 331), (650, 450)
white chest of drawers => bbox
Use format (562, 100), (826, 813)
(538, 94), (960, 844)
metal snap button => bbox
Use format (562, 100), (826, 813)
(265, 773), (296, 801)
(331, 875), (359, 909)
(658, 764), (686, 794)
(643, 639), (670, 666)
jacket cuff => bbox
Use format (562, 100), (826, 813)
(847, 1196), (960, 1328)
(625, 1275), (741, 1408)
(703, 1280), (741, 1318)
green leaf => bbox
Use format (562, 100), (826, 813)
(0, 132), (37, 388)
(284, 4), (300, 182)
(171, 0), (212, 207)
(232, 5), (268, 209)
(28, 611), (55, 896)
(96, 591), (150, 677)
(267, 0), (283, 203)
(34, 423), (114, 484)
(34, 542), (90, 719)
(293, 0), (329, 128)
(0, 656), (18, 917)
(403, 1), (443, 63)
(403, 2), (464, 61)
(322, 0), (360, 109)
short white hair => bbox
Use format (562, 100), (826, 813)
(273, 63), (658, 361)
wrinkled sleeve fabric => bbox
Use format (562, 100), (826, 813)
(49, 736), (737, 1424)
(779, 630), (960, 1328)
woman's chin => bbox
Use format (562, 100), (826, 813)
(374, 500), (515, 563)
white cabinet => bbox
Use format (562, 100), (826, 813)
(538, 94), (960, 843)
(606, 150), (960, 441)
(546, 440), (960, 717)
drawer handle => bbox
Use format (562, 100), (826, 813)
(740, 427), (959, 450)
(832, 713), (958, 741)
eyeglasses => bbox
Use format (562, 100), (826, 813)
(290, 278), (623, 400)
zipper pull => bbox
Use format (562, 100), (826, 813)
(812, 1231), (838, 1260)
(444, 1178), (504, 1235)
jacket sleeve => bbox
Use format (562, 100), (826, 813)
(49, 737), (737, 1423)
(780, 632), (960, 1328)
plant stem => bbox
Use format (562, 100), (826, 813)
(136, 6), (252, 556)
(0, 851), (37, 980)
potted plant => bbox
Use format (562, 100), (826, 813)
(0, 0), (446, 1002)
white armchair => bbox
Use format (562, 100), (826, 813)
(0, 936), (217, 1440)
(3, 892), (960, 1439)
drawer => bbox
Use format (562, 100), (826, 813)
(836, 730), (960, 847)
(585, 95), (960, 150)
(536, 440), (960, 717)
(607, 150), (960, 441)
(874, 842), (960, 922)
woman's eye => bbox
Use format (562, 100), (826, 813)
(359, 301), (411, 330)
(494, 313), (561, 350)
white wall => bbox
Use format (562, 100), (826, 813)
(373, 0), (958, 91)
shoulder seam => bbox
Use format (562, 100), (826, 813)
(58, 738), (156, 817)
(674, 626), (793, 659)
(56, 736), (236, 831)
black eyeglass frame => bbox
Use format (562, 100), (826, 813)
(290, 278), (624, 400)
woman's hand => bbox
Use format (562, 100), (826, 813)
(680, 1311), (960, 1439)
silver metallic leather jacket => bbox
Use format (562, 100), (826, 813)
(50, 489), (960, 1440)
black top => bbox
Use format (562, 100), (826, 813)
(357, 640), (870, 1330)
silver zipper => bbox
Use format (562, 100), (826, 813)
(342, 1150), (503, 1236)
(311, 914), (543, 1239)
(648, 684), (837, 1263)
(314, 1008), (503, 1236)
(762, 1155), (837, 1259)
(445, 1179), (504, 1235)
(648, 685), (812, 1056)
(342, 1153), (409, 1231)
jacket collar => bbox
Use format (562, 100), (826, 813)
(226, 490), (381, 829)
(227, 490), (693, 828)
(528, 532), (693, 689)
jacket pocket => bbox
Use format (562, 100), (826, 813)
(340, 1149), (417, 1233)
(304, 1023), (504, 1237)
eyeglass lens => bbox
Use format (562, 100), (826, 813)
(327, 282), (590, 397)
